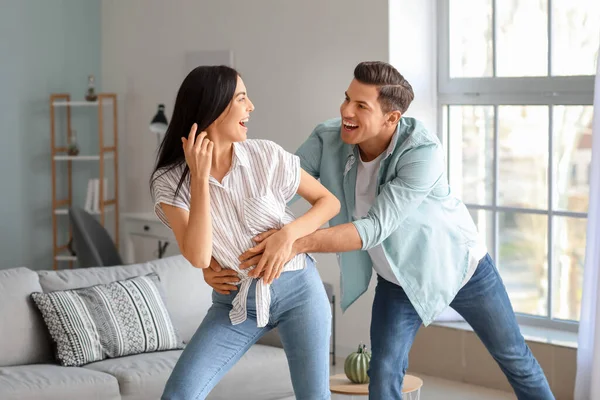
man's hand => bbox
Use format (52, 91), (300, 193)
(238, 229), (279, 271)
(249, 228), (294, 284)
(239, 229), (301, 283)
(202, 257), (240, 294)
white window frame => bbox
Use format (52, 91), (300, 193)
(436, 0), (595, 332)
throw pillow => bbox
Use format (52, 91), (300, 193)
(31, 273), (183, 367)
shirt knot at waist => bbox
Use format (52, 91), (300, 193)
(224, 254), (310, 327)
(229, 275), (272, 328)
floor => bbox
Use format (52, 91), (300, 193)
(413, 374), (516, 400)
(331, 359), (516, 399)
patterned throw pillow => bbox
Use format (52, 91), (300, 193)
(31, 273), (183, 367)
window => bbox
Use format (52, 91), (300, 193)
(438, 0), (599, 330)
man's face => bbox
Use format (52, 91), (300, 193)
(339, 79), (388, 145)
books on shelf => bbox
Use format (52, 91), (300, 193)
(84, 178), (109, 213)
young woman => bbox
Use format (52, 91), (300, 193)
(150, 65), (339, 400)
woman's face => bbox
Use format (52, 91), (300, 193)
(209, 76), (255, 142)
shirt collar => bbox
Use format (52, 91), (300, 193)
(232, 142), (251, 169)
(383, 124), (400, 159)
(208, 143), (250, 187)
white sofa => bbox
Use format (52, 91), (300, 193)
(0, 255), (295, 400)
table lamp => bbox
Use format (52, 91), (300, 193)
(150, 104), (168, 147)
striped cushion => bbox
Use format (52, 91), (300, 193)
(31, 273), (183, 367)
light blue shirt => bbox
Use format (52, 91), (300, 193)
(294, 117), (482, 325)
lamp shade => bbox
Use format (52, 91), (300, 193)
(150, 104), (168, 135)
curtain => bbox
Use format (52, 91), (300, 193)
(574, 50), (600, 400)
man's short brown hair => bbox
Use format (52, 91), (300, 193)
(354, 61), (414, 114)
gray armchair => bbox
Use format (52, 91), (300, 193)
(68, 206), (122, 268)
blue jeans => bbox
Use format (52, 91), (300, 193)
(162, 256), (331, 400)
(369, 254), (554, 400)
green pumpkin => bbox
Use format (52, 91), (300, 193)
(344, 344), (371, 384)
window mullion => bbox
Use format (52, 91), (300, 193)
(548, 105), (554, 319)
(444, 106), (450, 180)
(438, 92), (594, 106)
(439, 76), (595, 96)
(493, 105), (499, 263)
(464, 204), (587, 219)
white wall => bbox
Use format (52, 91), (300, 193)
(101, 0), (436, 358)
(389, 0), (437, 131)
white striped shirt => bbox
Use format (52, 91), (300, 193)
(151, 139), (307, 327)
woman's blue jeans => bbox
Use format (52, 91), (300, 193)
(162, 256), (331, 400)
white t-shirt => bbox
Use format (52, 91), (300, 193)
(353, 152), (402, 286)
(354, 150), (486, 289)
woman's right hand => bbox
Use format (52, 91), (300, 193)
(182, 123), (213, 181)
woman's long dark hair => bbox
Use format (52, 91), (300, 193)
(150, 65), (239, 197)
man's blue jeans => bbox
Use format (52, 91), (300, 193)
(162, 256), (331, 400)
(369, 253), (555, 400)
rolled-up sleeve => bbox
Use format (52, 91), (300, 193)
(151, 167), (190, 229)
(352, 142), (444, 250)
(295, 128), (323, 180)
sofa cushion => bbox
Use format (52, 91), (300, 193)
(0, 267), (52, 367)
(85, 350), (182, 400)
(37, 255), (213, 343)
(84, 344), (293, 400)
(0, 364), (120, 400)
(32, 273), (183, 367)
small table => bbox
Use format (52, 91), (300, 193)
(121, 212), (175, 263)
(329, 373), (423, 399)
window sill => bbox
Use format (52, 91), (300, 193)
(432, 321), (578, 349)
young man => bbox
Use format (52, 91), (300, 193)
(204, 61), (554, 399)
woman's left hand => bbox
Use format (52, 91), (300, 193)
(245, 228), (296, 284)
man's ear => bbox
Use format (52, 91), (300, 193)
(385, 110), (402, 126)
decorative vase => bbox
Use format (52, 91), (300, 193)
(85, 74), (97, 101)
(67, 130), (79, 156)
(344, 343), (371, 384)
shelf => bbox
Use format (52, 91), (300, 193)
(52, 100), (113, 107)
(55, 250), (77, 262)
(54, 204), (116, 215)
(53, 153), (115, 161)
